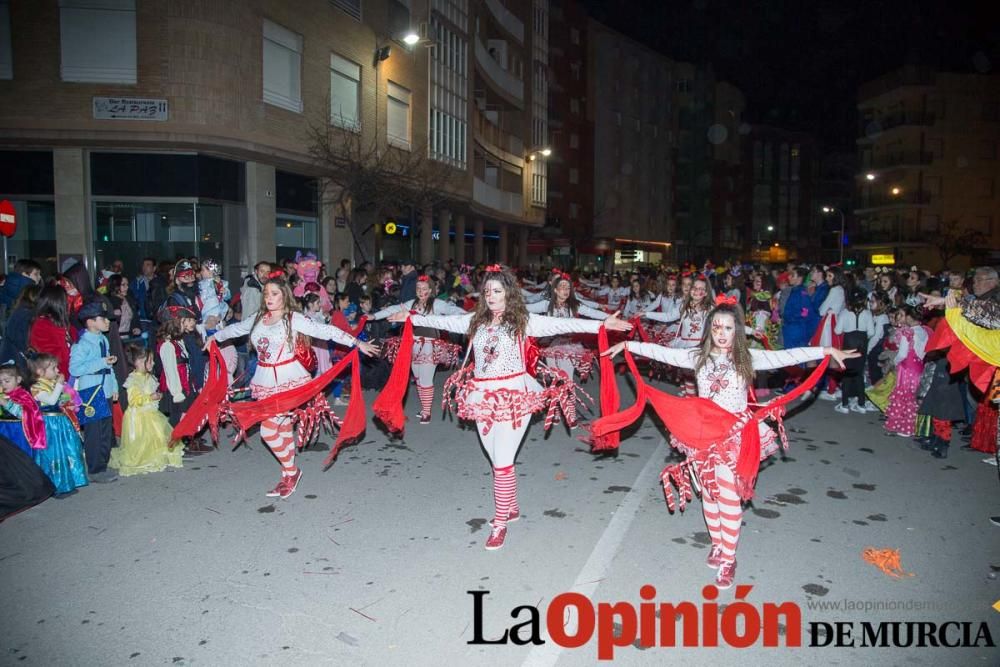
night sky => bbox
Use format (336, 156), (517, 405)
(581, 0), (998, 150)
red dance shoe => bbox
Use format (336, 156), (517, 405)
(485, 526), (507, 551)
(706, 546), (722, 569)
(278, 469), (303, 499)
(715, 560), (737, 590)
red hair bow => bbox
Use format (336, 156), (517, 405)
(417, 274), (431, 282)
(485, 264), (503, 273)
(267, 269), (285, 280)
(715, 294), (738, 306)
(554, 271), (571, 282)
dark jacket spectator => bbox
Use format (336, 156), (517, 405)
(0, 284), (41, 373)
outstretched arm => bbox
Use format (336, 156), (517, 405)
(213, 317), (254, 343)
(527, 312), (630, 336)
(526, 300), (550, 314)
(577, 304), (609, 320)
(603, 340), (697, 368)
(406, 312), (474, 335)
(291, 312), (379, 356)
(370, 301), (409, 321)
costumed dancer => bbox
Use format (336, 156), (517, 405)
(370, 274), (466, 424)
(109, 345), (183, 476)
(641, 274), (713, 396)
(597, 297), (857, 588)
(622, 278), (657, 319)
(205, 274), (379, 498)
(25, 355), (88, 494)
(643, 273), (682, 345)
(377, 265), (631, 550)
(526, 272), (608, 425)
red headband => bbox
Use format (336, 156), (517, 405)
(417, 274), (431, 282)
(714, 294), (738, 306)
(267, 269), (285, 280)
(554, 271), (571, 282)
(485, 264), (502, 273)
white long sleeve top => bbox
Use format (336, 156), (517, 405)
(525, 299), (608, 320)
(869, 313), (890, 353)
(622, 293), (657, 318)
(158, 341), (186, 402)
(893, 325), (929, 365)
(215, 312), (359, 390)
(818, 285), (845, 317)
(835, 309), (876, 338)
(625, 342), (825, 412)
(33, 380), (65, 406)
(371, 298), (467, 320)
(409, 313), (605, 379)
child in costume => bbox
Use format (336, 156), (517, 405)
(599, 297), (857, 588)
(69, 300), (120, 484)
(884, 305), (932, 437)
(24, 355), (88, 494)
(371, 274), (466, 424)
(109, 345), (183, 476)
(380, 265), (632, 550)
(0, 365), (47, 459)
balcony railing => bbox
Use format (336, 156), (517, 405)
(484, 0), (524, 43)
(858, 112), (935, 138)
(863, 151), (934, 171)
(854, 191), (932, 211)
(472, 106), (525, 158)
(474, 177), (524, 217)
(474, 36), (524, 105)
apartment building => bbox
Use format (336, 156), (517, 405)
(0, 0), (549, 277)
(854, 65), (1000, 270)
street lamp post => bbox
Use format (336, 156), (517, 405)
(821, 206), (845, 265)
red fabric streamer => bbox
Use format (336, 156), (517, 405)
(329, 312), (368, 339)
(591, 349), (831, 499)
(589, 325), (620, 450)
(173, 341), (367, 464)
(372, 316), (415, 434)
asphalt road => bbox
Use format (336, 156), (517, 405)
(1, 371), (998, 666)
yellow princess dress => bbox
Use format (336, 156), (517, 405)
(109, 371), (183, 476)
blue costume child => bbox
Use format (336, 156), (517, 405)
(69, 301), (120, 483)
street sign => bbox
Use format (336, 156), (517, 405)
(871, 253), (895, 265)
(0, 200), (16, 237)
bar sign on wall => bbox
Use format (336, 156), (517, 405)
(93, 97), (169, 121)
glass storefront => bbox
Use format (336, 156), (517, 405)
(275, 213), (318, 263)
(93, 201), (225, 274)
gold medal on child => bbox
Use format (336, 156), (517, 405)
(84, 405), (96, 418)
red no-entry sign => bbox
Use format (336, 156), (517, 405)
(0, 200), (16, 238)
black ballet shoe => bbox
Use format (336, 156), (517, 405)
(931, 442), (949, 459)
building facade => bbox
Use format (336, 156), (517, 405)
(738, 125), (819, 264)
(854, 65), (1000, 270)
(0, 0), (549, 278)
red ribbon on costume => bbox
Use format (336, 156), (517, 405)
(590, 349), (831, 500)
(372, 316), (415, 434)
(330, 312), (368, 338)
(715, 294), (737, 306)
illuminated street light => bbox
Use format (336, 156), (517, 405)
(891, 186), (901, 196)
(402, 31), (420, 46)
(540, 148), (552, 157)
(865, 173), (876, 181)
(766, 225), (774, 231)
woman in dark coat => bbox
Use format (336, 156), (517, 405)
(0, 284), (41, 374)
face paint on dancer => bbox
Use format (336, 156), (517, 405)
(554, 279), (571, 304)
(483, 280), (507, 315)
(711, 312), (737, 351)
(416, 280), (432, 304)
(690, 279), (708, 305)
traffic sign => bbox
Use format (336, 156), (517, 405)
(0, 200), (16, 237)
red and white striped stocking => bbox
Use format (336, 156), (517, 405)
(260, 416), (298, 477)
(492, 465), (518, 529)
(713, 464), (742, 564)
(416, 384), (434, 418)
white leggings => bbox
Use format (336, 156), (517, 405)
(476, 419), (531, 468)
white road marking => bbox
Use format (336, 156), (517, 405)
(521, 436), (669, 667)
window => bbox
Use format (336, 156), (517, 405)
(262, 19), (302, 113)
(330, 0), (361, 21)
(430, 15), (468, 167)
(570, 61), (581, 81)
(569, 168), (578, 184)
(0, 2), (11, 79)
(387, 81), (411, 148)
(570, 98), (579, 115)
(569, 202), (578, 218)
(59, 0), (136, 84)
(569, 133), (579, 149)
(388, 0), (411, 38)
(330, 53), (361, 129)
(570, 27), (580, 45)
